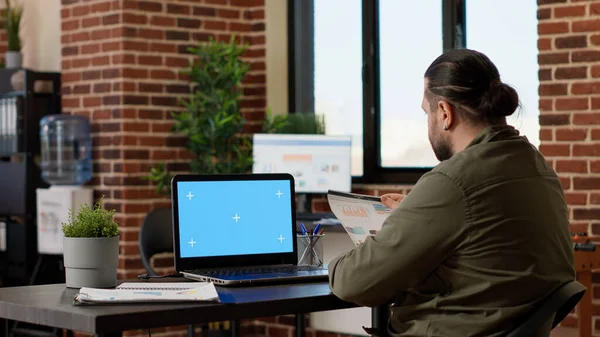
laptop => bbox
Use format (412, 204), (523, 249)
(171, 173), (329, 286)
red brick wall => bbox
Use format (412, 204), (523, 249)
(61, 1), (267, 335)
(537, 0), (600, 333)
(60, 0), (266, 280)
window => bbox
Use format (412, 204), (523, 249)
(314, 0), (364, 176)
(465, 0), (540, 148)
(379, 0), (443, 168)
(290, 0), (538, 184)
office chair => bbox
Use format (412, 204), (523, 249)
(506, 280), (586, 337)
(139, 207), (174, 276)
(139, 208), (240, 337)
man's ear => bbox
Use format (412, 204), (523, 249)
(437, 100), (454, 130)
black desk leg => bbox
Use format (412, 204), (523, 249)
(371, 305), (390, 337)
(295, 314), (305, 337)
(0, 319), (7, 337)
(231, 320), (240, 337)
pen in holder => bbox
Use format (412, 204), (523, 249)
(297, 233), (324, 266)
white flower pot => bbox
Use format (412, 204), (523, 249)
(5, 51), (22, 69)
(63, 236), (119, 288)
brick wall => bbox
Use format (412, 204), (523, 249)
(60, 0), (267, 336)
(537, 0), (600, 333)
(60, 0), (266, 279)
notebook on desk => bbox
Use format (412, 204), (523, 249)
(171, 173), (329, 286)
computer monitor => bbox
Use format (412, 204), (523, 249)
(252, 133), (352, 194)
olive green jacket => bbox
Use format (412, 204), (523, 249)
(328, 125), (575, 337)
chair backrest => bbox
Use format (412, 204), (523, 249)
(139, 207), (174, 276)
(506, 280), (586, 337)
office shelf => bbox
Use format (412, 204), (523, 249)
(0, 68), (62, 287)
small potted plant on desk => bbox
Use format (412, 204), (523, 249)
(61, 196), (120, 288)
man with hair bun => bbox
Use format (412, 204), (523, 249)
(328, 49), (575, 337)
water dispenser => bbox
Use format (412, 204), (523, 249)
(36, 114), (94, 255)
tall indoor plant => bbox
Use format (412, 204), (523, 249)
(147, 37), (255, 195)
(4, 0), (22, 68)
(62, 197), (120, 288)
(146, 37), (319, 195)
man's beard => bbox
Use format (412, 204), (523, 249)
(430, 134), (452, 162)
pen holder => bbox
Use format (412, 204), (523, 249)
(297, 234), (324, 266)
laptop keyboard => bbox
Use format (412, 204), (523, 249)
(191, 265), (324, 277)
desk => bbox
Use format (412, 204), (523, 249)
(0, 282), (388, 337)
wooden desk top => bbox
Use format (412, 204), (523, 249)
(0, 281), (355, 334)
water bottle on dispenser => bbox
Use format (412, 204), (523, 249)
(36, 115), (94, 255)
(40, 115), (92, 185)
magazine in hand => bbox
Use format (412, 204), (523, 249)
(73, 282), (220, 305)
(327, 190), (392, 246)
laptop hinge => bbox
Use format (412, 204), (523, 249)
(186, 264), (296, 272)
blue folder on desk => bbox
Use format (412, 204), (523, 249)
(170, 173), (329, 286)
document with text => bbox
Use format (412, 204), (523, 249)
(327, 190), (393, 246)
(73, 282), (220, 305)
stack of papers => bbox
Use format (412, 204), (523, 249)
(327, 190), (392, 246)
(74, 282), (220, 305)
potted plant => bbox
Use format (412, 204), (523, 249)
(145, 37), (320, 196)
(263, 109), (326, 135)
(61, 196), (120, 288)
(147, 36), (282, 195)
(4, 0), (22, 69)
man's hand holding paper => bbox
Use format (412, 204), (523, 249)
(380, 193), (405, 209)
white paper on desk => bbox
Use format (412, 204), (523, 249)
(327, 190), (392, 246)
(74, 282), (219, 304)
(116, 282), (205, 290)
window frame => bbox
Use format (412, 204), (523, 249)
(287, 0), (466, 185)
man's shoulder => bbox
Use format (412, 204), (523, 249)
(429, 149), (475, 184)
(430, 137), (543, 190)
